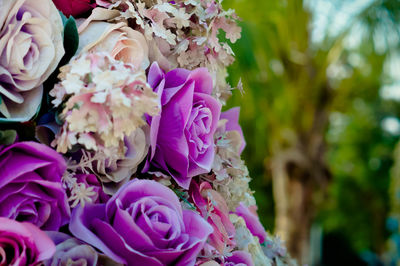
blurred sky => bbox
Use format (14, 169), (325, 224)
(306, 0), (400, 135)
(306, 0), (373, 44)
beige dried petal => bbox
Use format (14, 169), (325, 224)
(200, 262), (220, 266)
(77, 7), (120, 31)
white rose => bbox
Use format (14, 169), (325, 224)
(0, 0), (64, 121)
(77, 8), (149, 70)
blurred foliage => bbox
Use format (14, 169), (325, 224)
(223, 0), (400, 257)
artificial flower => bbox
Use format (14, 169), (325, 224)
(51, 52), (158, 154)
(95, 0), (241, 103)
(53, 0), (96, 17)
(98, 126), (150, 193)
(50, 52), (158, 191)
(70, 179), (213, 265)
(77, 7), (149, 69)
(44, 231), (119, 266)
(0, 0), (64, 121)
(0, 141), (70, 230)
(0, 217), (55, 265)
(144, 62), (222, 189)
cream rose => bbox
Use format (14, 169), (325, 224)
(0, 0), (64, 121)
(77, 8), (149, 70)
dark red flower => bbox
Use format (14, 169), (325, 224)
(53, 0), (96, 17)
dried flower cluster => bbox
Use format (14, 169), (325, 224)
(51, 52), (158, 156)
(97, 0), (242, 104)
(0, 0), (295, 265)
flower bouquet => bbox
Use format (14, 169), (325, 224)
(0, 0), (294, 265)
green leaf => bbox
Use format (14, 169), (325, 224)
(60, 15), (79, 66)
(0, 130), (17, 145)
(55, 109), (64, 125)
(172, 188), (197, 211)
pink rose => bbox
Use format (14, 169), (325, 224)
(0, 218), (55, 265)
(53, 0), (96, 17)
(190, 181), (236, 254)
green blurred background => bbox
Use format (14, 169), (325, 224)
(222, 0), (400, 265)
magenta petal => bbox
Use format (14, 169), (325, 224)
(151, 148), (191, 188)
(0, 142), (66, 179)
(235, 202), (267, 244)
(148, 78), (166, 161)
(22, 222), (56, 262)
(0, 218), (55, 264)
(91, 218), (162, 265)
(0, 142), (69, 230)
(226, 251), (254, 266)
(112, 207), (155, 250)
(187, 93), (221, 175)
(69, 204), (126, 264)
(107, 180), (182, 217)
(148, 62), (165, 89)
(164, 68), (191, 89)
(187, 68), (213, 95)
(182, 209), (213, 240)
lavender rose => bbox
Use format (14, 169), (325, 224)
(70, 179), (213, 265)
(0, 0), (64, 121)
(0, 141), (70, 230)
(0, 218), (55, 265)
(145, 62), (222, 188)
(44, 231), (120, 266)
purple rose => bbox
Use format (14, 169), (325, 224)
(44, 231), (120, 266)
(0, 141), (70, 230)
(220, 107), (246, 154)
(144, 63), (222, 189)
(0, 217), (55, 265)
(235, 202), (267, 244)
(70, 179), (213, 265)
